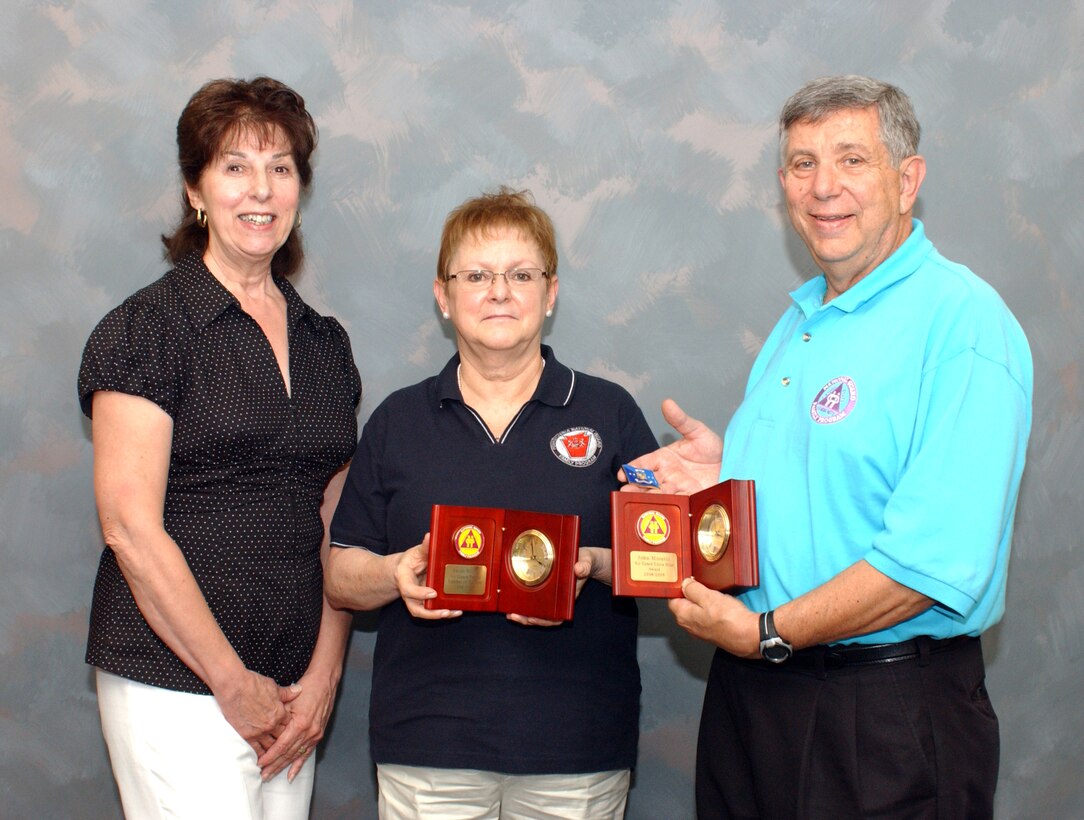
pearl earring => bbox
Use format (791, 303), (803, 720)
(545, 309), (553, 317)
(442, 311), (450, 319)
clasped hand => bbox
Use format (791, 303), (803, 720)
(216, 667), (336, 782)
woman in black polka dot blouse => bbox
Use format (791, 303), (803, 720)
(78, 77), (361, 819)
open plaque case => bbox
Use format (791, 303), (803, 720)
(425, 505), (580, 621)
(610, 480), (758, 598)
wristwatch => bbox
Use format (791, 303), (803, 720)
(758, 610), (793, 663)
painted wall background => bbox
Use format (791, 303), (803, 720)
(1, 0), (1081, 817)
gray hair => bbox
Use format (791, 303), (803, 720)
(779, 75), (921, 167)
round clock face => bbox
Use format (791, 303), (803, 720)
(696, 504), (731, 562)
(509, 529), (555, 587)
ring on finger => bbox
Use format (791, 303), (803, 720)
(295, 745), (308, 758)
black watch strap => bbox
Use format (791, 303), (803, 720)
(759, 610), (793, 663)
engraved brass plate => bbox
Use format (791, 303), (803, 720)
(442, 564), (487, 595)
(509, 529), (554, 587)
(629, 550), (679, 583)
(697, 503), (731, 562)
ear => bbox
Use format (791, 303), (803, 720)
(546, 276), (559, 314)
(433, 278), (449, 316)
(897, 155), (926, 214)
(185, 182), (204, 211)
(777, 167), (787, 189)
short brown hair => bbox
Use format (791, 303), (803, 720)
(161, 77), (318, 277)
(437, 187), (558, 281)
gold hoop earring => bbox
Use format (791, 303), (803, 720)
(295, 211), (302, 229)
(196, 208), (207, 228)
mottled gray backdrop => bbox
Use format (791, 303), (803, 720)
(2, 1), (1082, 817)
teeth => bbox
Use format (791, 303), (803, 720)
(240, 214), (273, 225)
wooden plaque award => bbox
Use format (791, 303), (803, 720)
(610, 479), (758, 598)
(425, 505), (580, 620)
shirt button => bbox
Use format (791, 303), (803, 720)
(782, 377), (791, 387)
(802, 332), (812, 342)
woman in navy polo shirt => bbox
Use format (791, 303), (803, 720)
(327, 188), (658, 819)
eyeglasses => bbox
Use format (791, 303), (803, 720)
(446, 268), (549, 289)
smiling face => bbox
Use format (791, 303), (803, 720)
(779, 106), (925, 299)
(185, 128), (300, 278)
(434, 226), (557, 359)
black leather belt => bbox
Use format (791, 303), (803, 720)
(785, 635), (974, 669)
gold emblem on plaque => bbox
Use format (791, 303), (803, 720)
(509, 529), (554, 587)
(696, 503), (731, 562)
(636, 510), (670, 546)
(452, 524), (484, 559)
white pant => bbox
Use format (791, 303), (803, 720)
(96, 669), (315, 820)
(376, 764), (630, 819)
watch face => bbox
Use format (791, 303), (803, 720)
(696, 503), (731, 562)
(761, 639), (792, 663)
(508, 529), (555, 587)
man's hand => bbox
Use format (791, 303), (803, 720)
(668, 578), (760, 658)
(619, 399), (722, 495)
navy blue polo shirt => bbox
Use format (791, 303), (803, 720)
(331, 345), (658, 774)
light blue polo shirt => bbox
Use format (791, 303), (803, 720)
(722, 220), (1032, 643)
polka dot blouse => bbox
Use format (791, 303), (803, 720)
(78, 252), (361, 694)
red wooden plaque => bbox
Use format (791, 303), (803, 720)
(426, 505), (580, 621)
(611, 480), (759, 598)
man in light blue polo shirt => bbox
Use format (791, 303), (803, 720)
(626, 75), (1032, 818)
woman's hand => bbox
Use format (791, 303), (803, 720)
(256, 667), (340, 781)
(619, 399), (723, 494)
(211, 668), (291, 758)
(572, 546), (612, 592)
(505, 546), (611, 627)
(396, 536), (463, 619)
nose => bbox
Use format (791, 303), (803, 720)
(810, 163), (840, 199)
(486, 272), (512, 298)
(250, 168), (271, 200)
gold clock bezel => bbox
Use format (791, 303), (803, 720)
(509, 529), (555, 587)
(696, 503), (731, 563)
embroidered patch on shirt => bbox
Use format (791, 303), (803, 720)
(810, 376), (857, 424)
(551, 427), (602, 467)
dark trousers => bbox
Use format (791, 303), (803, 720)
(695, 637), (998, 819)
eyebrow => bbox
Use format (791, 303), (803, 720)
(786, 141), (872, 162)
(222, 149), (293, 160)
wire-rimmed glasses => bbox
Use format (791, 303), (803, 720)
(447, 268), (549, 289)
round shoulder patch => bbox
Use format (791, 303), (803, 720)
(810, 376), (857, 424)
(551, 427), (602, 467)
